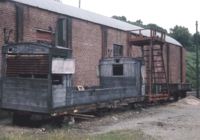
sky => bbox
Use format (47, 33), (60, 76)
(62, 0), (200, 34)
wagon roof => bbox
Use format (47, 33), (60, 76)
(10, 0), (182, 47)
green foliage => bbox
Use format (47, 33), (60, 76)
(112, 15), (144, 28)
(186, 51), (197, 88)
(193, 33), (200, 45)
(128, 19), (144, 27)
(112, 15), (167, 33)
(146, 23), (167, 33)
(169, 26), (193, 51)
(112, 15), (127, 22)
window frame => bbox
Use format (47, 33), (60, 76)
(113, 44), (123, 57)
(56, 17), (72, 48)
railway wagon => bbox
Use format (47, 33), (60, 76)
(0, 43), (143, 117)
(0, 42), (190, 122)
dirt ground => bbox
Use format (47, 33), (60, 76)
(1, 96), (200, 140)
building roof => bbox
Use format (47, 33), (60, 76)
(10, 0), (182, 47)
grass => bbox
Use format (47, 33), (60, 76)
(0, 129), (155, 140)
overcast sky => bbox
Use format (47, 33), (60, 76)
(62, 0), (199, 34)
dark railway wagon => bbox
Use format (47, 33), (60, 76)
(0, 43), (143, 116)
(0, 42), (190, 119)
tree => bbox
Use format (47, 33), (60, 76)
(112, 16), (144, 27)
(186, 51), (199, 88)
(112, 16), (168, 32)
(146, 23), (167, 33)
(128, 19), (144, 27)
(169, 25), (193, 51)
(112, 15), (127, 22)
(135, 19), (143, 25)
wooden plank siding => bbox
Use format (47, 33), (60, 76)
(1, 78), (49, 113)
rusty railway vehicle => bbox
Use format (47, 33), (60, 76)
(0, 0), (191, 123)
(0, 42), (144, 122)
(0, 40), (190, 123)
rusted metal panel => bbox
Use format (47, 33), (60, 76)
(6, 55), (49, 77)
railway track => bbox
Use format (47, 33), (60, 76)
(10, 98), (176, 128)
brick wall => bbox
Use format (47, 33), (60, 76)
(21, 7), (96, 86)
(22, 6), (58, 42)
(0, 2), (16, 43)
(72, 19), (102, 86)
(0, 1), (187, 86)
(0, 2), (16, 77)
(106, 29), (128, 57)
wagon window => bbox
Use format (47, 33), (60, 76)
(113, 44), (123, 57)
(113, 64), (123, 76)
(52, 74), (63, 85)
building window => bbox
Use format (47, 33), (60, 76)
(56, 17), (72, 48)
(16, 4), (24, 42)
(113, 64), (123, 76)
(113, 44), (123, 57)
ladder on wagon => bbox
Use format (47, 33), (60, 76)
(128, 29), (170, 102)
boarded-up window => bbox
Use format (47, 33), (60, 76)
(56, 17), (72, 48)
(113, 44), (123, 57)
(36, 30), (52, 44)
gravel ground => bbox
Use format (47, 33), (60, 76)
(1, 96), (200, 140)
(74, 96), (200, 140)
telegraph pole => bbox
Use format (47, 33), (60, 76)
(79, 0), (81, 8)
(196, 21), (199, 98)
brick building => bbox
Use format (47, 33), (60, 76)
(0, 0), (186, 88)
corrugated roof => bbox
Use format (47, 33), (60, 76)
(10, 0), (182, 47)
